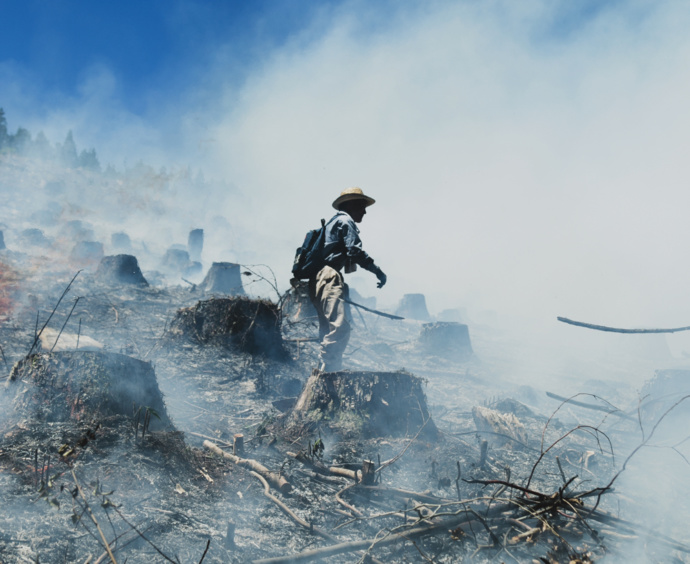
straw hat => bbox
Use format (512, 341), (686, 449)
(332, 187), (376, 210)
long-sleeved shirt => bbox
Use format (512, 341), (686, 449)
(321, 211), (377, 274)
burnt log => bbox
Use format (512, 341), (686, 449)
(168, 297), (286, 358)
(418, 321), (473, 359)
(95, 254), (149, 286)
(4, 351), (172, 429)
(289, 370), (437, 438)
(395, 293), (430, 321)
(187, 228), (204, 262)
(199, 262), (245, 295)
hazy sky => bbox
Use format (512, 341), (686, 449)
(3, 0), (690, 340)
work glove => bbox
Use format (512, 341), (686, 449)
(375, 268), (387, 289)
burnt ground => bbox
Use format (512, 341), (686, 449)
(1, 260), (690, 563)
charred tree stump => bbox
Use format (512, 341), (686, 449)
(161, 247), (191, 273)
(187, 228), (204, 262)
(5, 351), (172, 429)
(70, 241), (104, 266)
(167, 297), (287, 358)
(395, 293), (430, 321)
(95, 254), (149, 286)
(289, 370), (437, 438)
(199, 262), (246, 295)
(418, 321), (473, 359)
(110, 231), (132, 251)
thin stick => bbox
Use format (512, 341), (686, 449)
(71, 470), (118, 564)
(557, 316), (690, 334)
(27, 270), (81, 357)
(51, 297), (81, 352)
(198, 539), (211, 563)
(76, 318), (82, 350)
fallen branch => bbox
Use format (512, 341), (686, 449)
(204, 440), (291, 493)
(286, 451), (359, 481)
(557, 316), (690, 334)
(252, 501), (511, 564)
(250, 470), (336, 542)
(545, 392), (635, 421)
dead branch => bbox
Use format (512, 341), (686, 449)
(71, 470), (118, 564)
(204, 440), (292, 493)
(557, 316), (690, 333)
(286, 450), (359, 481)
(252, 501), (513, 564)
(546, 391), (635, 421)
(249, 470), (336, 542)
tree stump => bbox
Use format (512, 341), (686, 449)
(289, 370), (437, 438)
(199, 262), (245, 295)
(167, 297), (286, 358)
(418, 322), (473, 359)
(19, 228), (52, 248)
(639, 369), (690, 436)
(110, 232), (132, 251)
(95, 254), (149, 286)
(187, 228), (204, 262)
(70, 241), (104, 266)
(60, 220), (94, 242)
(5, 351), (172, 429)
(161, 248), (191, 272)
(395, 293), (430, 320)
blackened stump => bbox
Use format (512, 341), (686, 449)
(199, 262), (245, 295)
(96, 254), (149, 286)
(418, 321), (473, 359)
(187, 229), (204, 262)
(168, 297), (287, 358)
(111, 231), (132, 251)
(395, 293), (431, 321)
(5, 351), (172, 429)
(289, 370), (437, 438)
(70, 241), (104, 265)
(161, 248), (191, 272)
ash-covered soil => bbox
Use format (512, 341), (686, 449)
(1, 258), (690, 563)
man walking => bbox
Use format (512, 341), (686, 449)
(308, 187), (387, 372)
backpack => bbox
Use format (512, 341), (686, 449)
(292, 218), (327, 280)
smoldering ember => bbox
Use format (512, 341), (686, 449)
(3, 154), (690, 564)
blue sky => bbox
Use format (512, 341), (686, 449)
(3, 0), (690, 339)
(1, 0), (345, 117)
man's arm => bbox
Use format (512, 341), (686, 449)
(341, 222), (387, 288)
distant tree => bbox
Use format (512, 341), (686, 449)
(0, 108), (8, 150)
(60, 130), (78, 167)
(32, 131), (54, 160)
(78, 148), (100, 171)
(10, 127), (32, 153)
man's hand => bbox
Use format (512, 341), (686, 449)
(376, 269), (387, 289)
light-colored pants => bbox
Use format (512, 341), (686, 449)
(309, 266), (350, 371)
